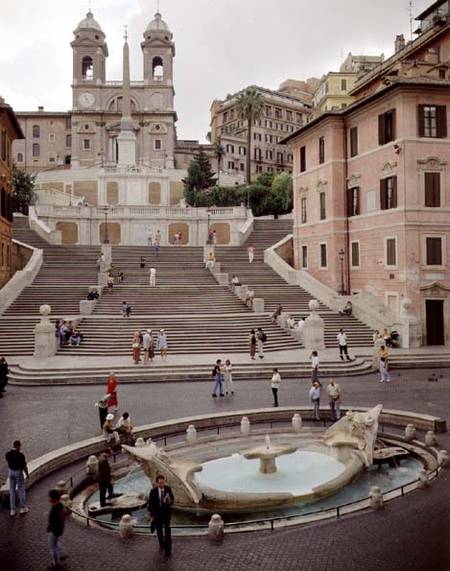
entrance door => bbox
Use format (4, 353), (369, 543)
(426, 299), (445, 345)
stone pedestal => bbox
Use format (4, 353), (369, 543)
(291, 328), (304, 343)
(101, 244), (112, 264)
(302, 300), (325, 351)
(204, 245), (215, 262)
(234, 285), (248, 301)
(208, 514), (224, 541)
(34, 304), (57, 358)
(277, 312), (289, 329)
(212, 262), (221, 274)
(80, 300), (96, 315)
(98, 272), (108, 287)
(398, 298), (422, 348)
(149, 268), (156, 287)
(215, 273), (229, 286)
(252, 298), (265, 313)
(99, 260), (109, 273)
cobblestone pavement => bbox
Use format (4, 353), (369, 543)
(1, 368), (450, 570)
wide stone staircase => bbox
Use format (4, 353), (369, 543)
(216, 219), (374, 348)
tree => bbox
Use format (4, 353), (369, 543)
(236, 86), (264, 185)
(182, 149), (217, 206)
(213, 140), (225, 176)
(271, 172), (293, 213)
(12, 165), (36, 214)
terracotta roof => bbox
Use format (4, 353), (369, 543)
(0, 101), (25, 138)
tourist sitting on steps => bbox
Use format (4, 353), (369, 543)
(107, 276), (114, 293)
(205, 251), (215, 270)
(245, 289), (255, 308)
(102, 414), (115, 443)
(340, 301), (353, 316)
(87, 289), (99, 301)
(69, 330), (82, 347)
(230, 275), (241, 292)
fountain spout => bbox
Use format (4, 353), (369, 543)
(241, 438), (297, 474)
(265, 434), (271, 451)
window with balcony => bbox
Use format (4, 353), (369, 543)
(380, 176), (397, 209)
(378, 109), (396, 144)
(418, 105), (447, 138)
(347, 187), (360, 216)
(424, 172), (441, 207)
(300, 146), (306, 172)
(349, 126), (358, 157)
(318, 136), (325, 164)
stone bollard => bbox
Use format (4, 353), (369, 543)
(369, 486), (383, 510)
(241, 416), (250, 436)
(425, 431), (437, 447)
(215, 273), (229, 286)
(80, 299), (96, 315)
(186, 424), (197, 444)
(292, 414), (302, 433)
(208, 514), (225, 541)
(56, 480), (68, 496)
(302, 300), (325, 351)
(438, 450), (449, 467)
(86, 455), (99, 477)
(404, 424), (416, 442)
(277, 312), (289, 329)
(119, 514), (134, 539)
(135, 437), (146, 447)
(252, 298), (265, 313)
(149, 268), (156, 287)
(418, 469), (431, 489)
(34, 304), (57, 358)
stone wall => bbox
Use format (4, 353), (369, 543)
(73, 180), (98, 205)
(11, 240), (33, 274)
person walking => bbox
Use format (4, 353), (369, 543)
(122, 301), (132, 318)
(102, 413), (115, 444)
(158, 330), (168, 359)
(337, 329), (351, 361)
(106, 372), (118, 410)
(98, 450), (115, 507)
(47, 488), (69, 570)
(143, 330), (152, 365)
(309, 381), (322, 421)
(271, 368), (281, 407)
(132, 332), (141, 365)
(327, 379), (341, 421)
(150, 268), (157, 287)
(212, 359), (224, 397)
(310, 351), (320, 383)
(154, 230), (161, 255)
(379, 345), (391, 383)
(247, 245), (254, 264)
(95, 394), (111, 431)
(257, 327), (266, 359)
(148, 475), (174, 557)
(0, 356), (9, 396)
(5, 440), (29, 516)
(223, 359), (234, 395)
(249, 329), (257, 360)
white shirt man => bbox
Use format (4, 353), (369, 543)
(337, 329), (351, 361)
(327, 380), (341, 421)
(247, 246), (254, 264)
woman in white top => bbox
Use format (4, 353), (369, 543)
(247, 246), (255, 264)
(271, 368), (281, 407)
(310, 351), (319, 382)
(223, 359), (234, 395)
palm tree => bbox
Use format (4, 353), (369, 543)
(236, 86), (264, 185)
(214, 140), (225, 178)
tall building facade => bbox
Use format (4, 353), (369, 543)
(285, 0), (450, 345)
(210, 82), (317, 180)
(0, 97), (24, 287)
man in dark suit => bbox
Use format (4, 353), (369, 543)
(148, 475), (174, 556)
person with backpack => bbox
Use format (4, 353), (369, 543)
(249, 329), (257, 360)
(257, 328), (267, 359)
(211, 359), (224, 397)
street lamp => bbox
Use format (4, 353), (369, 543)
(207, 210), (211, 244)
(102, 205), (110, 244)
(338, 248), (345, 295)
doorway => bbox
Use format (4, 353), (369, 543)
(426, 299), (445, 345)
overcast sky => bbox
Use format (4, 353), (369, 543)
(0, 0), (431, 142)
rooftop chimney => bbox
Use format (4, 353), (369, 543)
(395, 34), (406, 53)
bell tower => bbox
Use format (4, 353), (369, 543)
(141, 12), (175, 87)
(71, 11), (108, 87)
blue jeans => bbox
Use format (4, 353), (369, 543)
(48, 532), (61, 565)
(213, 374), (223, 395)
(8, 469), (26, 510)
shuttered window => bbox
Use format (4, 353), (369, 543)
(301, 197), (307, 223)
(347, 187), (360, 216)
(426, 237), (442, 265)
(380, 176), (397, 210)
(319, 192), (326, 220)
(301, 245), (308, 268)
(418, 105), (447, 138)
(386, 238), (397, 266)
(320, 243), (327, 268)
(424, 172), (441, 207)
(351, 242), (360, 267)
(350, 127), (358, 157)
(300, 146), (306, 172)
(318, 136), (325, 164)
(378, 109), (396, 144)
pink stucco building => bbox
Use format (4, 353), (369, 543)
(283, 1), (450, 345)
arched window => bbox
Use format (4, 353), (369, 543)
(107, 97), (137, 112)
(152, 56), (164, 80)
(32, 125), (40, 138)
(17, 153), (23, 162)
(82, 56), (94, 80)
(32, 143), (40, 157)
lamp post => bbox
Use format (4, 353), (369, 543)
(338, 248), (345, 295)
(102, 205), (110, 244)
(207, 210), (211, 244)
